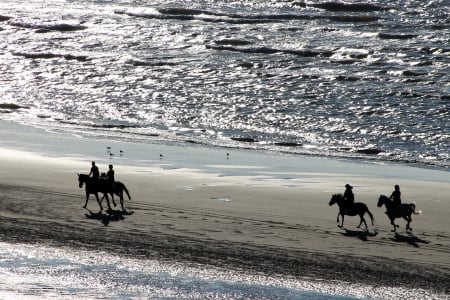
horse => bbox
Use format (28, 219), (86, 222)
(377, 195), (419, 232)
(99, 173), (131, 212)
(78, 174), (114, 211)
(329, 194), (374, 231)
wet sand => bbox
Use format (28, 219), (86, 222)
(0, 148), (449, 298)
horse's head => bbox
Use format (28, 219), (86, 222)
(329, 194), (342, 206)
(78, 173), (87, 188)
(377, 195), (388, 207)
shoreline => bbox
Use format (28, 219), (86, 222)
(1, 119), (449, 179)
(0, 122), (449, 298)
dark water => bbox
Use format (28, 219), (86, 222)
(0, 0), (449, 169)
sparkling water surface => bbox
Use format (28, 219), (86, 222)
(0, 242), (362, 299)
(0, 0), (448, 169)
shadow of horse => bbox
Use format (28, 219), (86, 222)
(390, 233), (430, 248)
(85, 209), (134, 226)
(340, 228), (378, 242)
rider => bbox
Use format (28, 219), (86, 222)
(344, 184), (354, 209)
(344, 183), (355, 211)
(107, 164), (116, 192)
(389, 185), (401, 207)
(89, 161), (100, 182)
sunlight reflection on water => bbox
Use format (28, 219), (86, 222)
(0, 242), (446, 299)
(0, 242), (357, 299)
(0, 241), (366, 299)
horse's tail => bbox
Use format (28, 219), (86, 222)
(410, 203), (422, 215)
(122, 183), (131, 200)
(366, 208), (375, 225)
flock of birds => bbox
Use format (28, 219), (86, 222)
(106, 146), (123, 158)
(105, 146), (231, 160)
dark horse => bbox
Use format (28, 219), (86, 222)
(377, 195), (419, 232)
(329, 194), (374, 231)
(78, 174), (131, 211)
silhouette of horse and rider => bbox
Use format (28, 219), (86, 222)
(78, 161), (131, 212)
(329, 184), (374, 231)
(329, 184), (420, 233)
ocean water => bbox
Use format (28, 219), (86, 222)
(2, 241), (447, 300)
(0, 242), (365, 300)
(0, 0), (448, 170)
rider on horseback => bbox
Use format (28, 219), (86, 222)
(389, 185), (401, 207)
(343, 184), (354, 213)
(107, 164), (116, 192)
(89, 161), (100, 182)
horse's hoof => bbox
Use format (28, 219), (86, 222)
(83, 205), (87, 209)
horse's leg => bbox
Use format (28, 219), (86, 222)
(390, 218), (398, 232)
(119, 191), (125, 211)
(357, 217), (362, 228)
(340, 214), (345, 228)
(111, 192), (117, 207)
(103, 193), (112, 211)
(110, 185), (116, 207)
(94, 193), (102, 211)
(357, 215), (368, 231)
(83, 192), (90, 209)
(404, 215), (412, 231)
(336, 212), (340, 224)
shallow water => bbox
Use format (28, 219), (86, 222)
(0, 242), (363, 299)
(1, 241), (448, 300)
(0, 0), (449, 169)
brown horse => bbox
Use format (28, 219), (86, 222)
(78, 174), (113, 211)
(377, 195), (419, 232)
(78, 174), (131, 211)
(329, 194), (374, 231)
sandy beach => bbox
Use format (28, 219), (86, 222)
(0, 145), (449, 298)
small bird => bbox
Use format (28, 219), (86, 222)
(226, 152), (230, 159)
(159, 154), (164, 159)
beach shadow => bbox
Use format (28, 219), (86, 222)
(85, 209), (134, 226)
(340, 228), (378, 242)
(390, 233), (430, 248)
